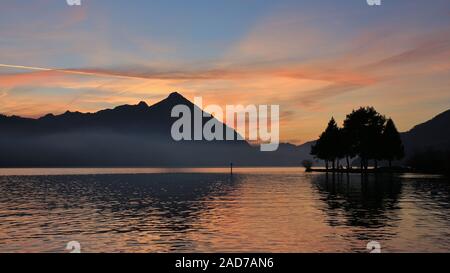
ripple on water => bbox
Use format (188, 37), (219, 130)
(0, 170), (449, 252)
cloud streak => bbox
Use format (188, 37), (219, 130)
(1, 1), (450, 143)
(0, 63), (157, 81)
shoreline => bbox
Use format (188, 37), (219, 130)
(306, 167), (447, 175)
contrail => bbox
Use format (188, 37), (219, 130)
(0, 63), (53, 71)
(0, 63), (149, 80)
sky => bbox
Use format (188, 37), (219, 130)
(0, 0), (449, 144)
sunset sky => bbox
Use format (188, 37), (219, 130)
(0, 0), (449, 144)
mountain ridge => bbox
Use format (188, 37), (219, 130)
(0, 92), (283, 167)
(402, 109), (450, 155)
(1, 92), (449, 167)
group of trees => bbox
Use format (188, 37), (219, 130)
(311, 107), (404, 171)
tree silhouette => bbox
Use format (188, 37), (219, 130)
(343, 107), (385, 170)
(382, 118), (404, 168)
(311, 117), (340, 170)
(340, 127), (355, 169)
(311, 107), (405, 173)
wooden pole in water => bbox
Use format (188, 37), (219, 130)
(230, 162), (233, 175)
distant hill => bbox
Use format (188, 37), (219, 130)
(0, 92), (307, 167)
(401, 109), (450, 155)
(270, 141), (317, 165)
(1, 92), (447, 167)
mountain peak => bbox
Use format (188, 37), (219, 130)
(151, 91), (191, 108)
(40, 113), (55, 120)
(137, 101), (148, 108)
(168, 92), (184, 100)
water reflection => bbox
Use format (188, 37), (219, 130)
(0, 173), (242, 252)
(408, 177), (450, 229)
(311, 173), (403, 249)
(0, 169), (449, 252)
(313, 174), (402, 227)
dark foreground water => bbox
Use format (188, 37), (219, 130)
(0, 168), (449, 253)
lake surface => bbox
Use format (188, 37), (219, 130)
(0, 168), (449, 253)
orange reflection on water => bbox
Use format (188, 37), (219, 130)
(0, 169), (449, 252)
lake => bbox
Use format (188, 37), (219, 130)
(0, 167), (449, 253)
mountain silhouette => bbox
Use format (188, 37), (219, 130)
(0, 92), (300, 167)
(1, 92), (447, 167)
(402, 109), (450, 155)
(1, 92), (219, 137)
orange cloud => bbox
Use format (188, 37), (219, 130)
(1, 9), (450, 144)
